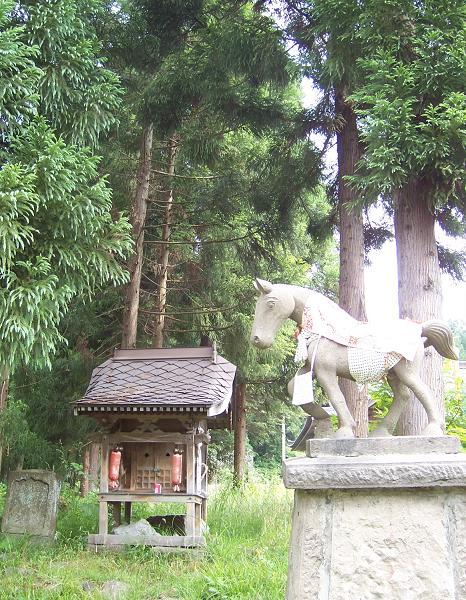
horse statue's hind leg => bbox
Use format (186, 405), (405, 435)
(391, 342), (443, 436)
(370, 371), (411, 437)
(371, 340), (443, 437)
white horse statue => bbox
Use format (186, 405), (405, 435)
(250, 278), (458, 439)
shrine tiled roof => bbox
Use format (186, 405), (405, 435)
(73, 347), (236, 417)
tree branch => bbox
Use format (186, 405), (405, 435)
(144, 233), (252, 245)
(151, 169), (220, 180)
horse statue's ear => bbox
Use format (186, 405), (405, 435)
(254, 278), (273, 294)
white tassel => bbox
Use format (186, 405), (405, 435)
(294, 332), (310, 363)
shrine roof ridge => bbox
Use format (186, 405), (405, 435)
(113, 347), (215, 360)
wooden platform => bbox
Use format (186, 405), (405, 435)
(91, 489), (206, 550)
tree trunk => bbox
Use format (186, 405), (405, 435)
(335, 87), (369, 438)
(0, 366), (9, 476)
(233, 381), (247, 485)
(394, 179), (444, 435)
(121, 123), (154, 349)
(153, 137), (177, 348)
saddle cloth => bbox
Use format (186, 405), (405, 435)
(299, 290), (422, 361)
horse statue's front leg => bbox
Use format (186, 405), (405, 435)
(304, 338), (355, 438)
(314, 365), (356, 439)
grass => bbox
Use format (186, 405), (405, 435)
(0, 474), (293, 599)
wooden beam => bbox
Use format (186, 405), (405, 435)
(80, 445), (90, 497)
(186, 436), (195, 494)
(106, 432), (192, 443)
(194, 503), (202, 537)
(89, 443), (101, 492)
(185, 433), (197, 535)
(233, 381), (247, 485)
(99, 501), (108, 536)
(87, 534), (206, 548)
(111, 502), (121, 528)
(124, 502), (132, 524)
(99, 493), (203, 504)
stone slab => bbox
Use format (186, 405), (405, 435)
(285, 441), (466, 599)
(306, 435), (460, 458)
(283, 452), (466, 490)
(1, 470), (60, 541)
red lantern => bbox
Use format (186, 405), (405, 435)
(171, 449), (183, 492)
(108, 448), (121, 490)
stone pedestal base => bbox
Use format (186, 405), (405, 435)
(283, 437), (466, 600)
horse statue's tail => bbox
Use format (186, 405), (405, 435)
(422, 320), (459, 360)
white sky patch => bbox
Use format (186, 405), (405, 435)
(365, 234), (466, 323)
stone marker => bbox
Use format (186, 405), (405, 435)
(283, 436), (466, 600)
(1, 470), (60, 543)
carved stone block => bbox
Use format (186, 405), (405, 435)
(1, 470), (60, 542)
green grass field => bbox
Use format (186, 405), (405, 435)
(0, 475), (292, 599)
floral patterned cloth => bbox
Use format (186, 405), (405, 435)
(299, 290), (422, 361)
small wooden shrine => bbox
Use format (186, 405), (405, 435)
(73, 347), (236, 550)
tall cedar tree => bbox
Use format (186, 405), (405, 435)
(281, 0), (370, 436)
(350, 0), (465, 433)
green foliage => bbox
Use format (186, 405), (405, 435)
(444, 361), (466, 446)
(449, 320), (466, 359)
(0, 119), (132, 370)
(369, 362), (466, 444)
(0, 398), (42, 470)
(4, 290), (126, 476)
(282, 0), (364, 89)
(0, 1), (132, 377)
(0, 384), (92, 477)
(368, 378), (392, 430)
(349, 0), (466, 239)
(134, 2), (297, 175)
(0, 0), (42, 144)
(22, 0), (122, 147)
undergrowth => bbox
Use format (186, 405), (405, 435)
(0, 472), (292, 599)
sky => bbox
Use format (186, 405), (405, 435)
(365, 232), (466, 323)
(301, 80), (466, 323)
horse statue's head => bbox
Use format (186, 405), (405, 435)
(250, 278), (296, 349)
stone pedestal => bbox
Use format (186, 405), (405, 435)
(1, 470), (61, 543)
(283, 436), (466, 600)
